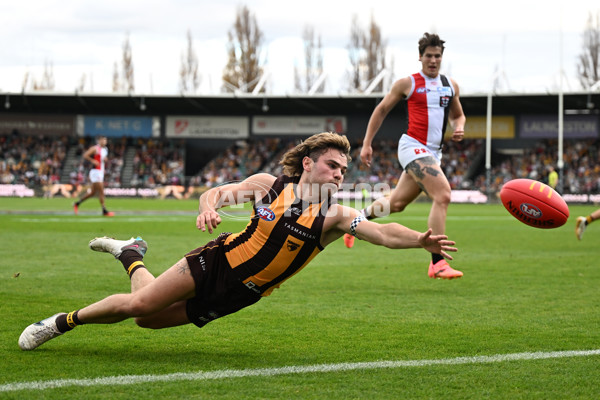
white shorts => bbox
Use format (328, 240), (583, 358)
(397, 135), (442, 169)
(89, 169), (105, 183)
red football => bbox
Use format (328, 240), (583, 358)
(500, 178), (569, 229)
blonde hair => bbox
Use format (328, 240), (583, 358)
(279, 132), (352, 176)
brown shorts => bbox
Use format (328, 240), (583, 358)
(185, 232), (261, 328)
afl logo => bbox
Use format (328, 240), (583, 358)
(520, 203), (542, 219)
(416, 87), (427, 93)
(256, 206), (276, 221)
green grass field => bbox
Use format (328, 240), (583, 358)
(1, 197), (599, 399)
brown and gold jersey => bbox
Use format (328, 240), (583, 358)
(224, 175), (331, 296)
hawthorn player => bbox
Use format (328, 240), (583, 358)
(19, 132), (457, 351)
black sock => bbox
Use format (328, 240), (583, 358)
(56, 310), (83, 333)
(432, 253), (444, 264)
(119, 250), (147, 278)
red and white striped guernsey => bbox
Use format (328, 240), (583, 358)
(405, 71), (455, 149)
(93, 145), (108, 172)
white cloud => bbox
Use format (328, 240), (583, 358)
(0, 0), (598, 94)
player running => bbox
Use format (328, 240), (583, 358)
(344, 32), (466, 280)
(73, 135), (114, 217)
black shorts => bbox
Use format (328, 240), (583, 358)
(185, 233), (261, 328)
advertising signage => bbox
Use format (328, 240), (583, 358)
(165, 116), (249, 139)
(0, 114), (74, 136)
(519, 115), (598, 139)
(252, 116), (347, 135)
(77, 116), (159, 138)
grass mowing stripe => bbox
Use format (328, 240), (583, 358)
(2, 349), (599, 393)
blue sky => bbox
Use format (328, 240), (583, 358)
(0, 0), (598, 95)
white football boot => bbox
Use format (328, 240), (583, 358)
(89, 236), (148, 259)
(18, 313), (65, 351)
(575, 217), (587, 241)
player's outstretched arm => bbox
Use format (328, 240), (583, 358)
(325, 206), (457, 259)
(358, 221), (456, 259)
(197, 173), (276, 233)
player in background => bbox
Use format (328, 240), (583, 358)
(547, 165), (558, 190)
(343, 32), (466, 280)
(575, 209), (600, 240)
(73, 135), (114, 217)
(18, 132), (457, 351)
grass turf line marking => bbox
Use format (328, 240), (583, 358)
(2, 349), (599, 393)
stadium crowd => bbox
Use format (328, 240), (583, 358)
(188, 138), (281, 188)
(0, 133), (68, 187)
(473, 139), (600, 194)
(129, 138), (185, 188)
(2, 131), (600, 196)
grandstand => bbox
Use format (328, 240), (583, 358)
(1, 91), (599, 200)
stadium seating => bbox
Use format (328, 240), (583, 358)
(2, 132), (600, 196)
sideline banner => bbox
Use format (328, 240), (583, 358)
(252, 116), (347, 135)
(0, 114), (74, 136)
(76, 116), (159, 138)
(165, 116), (249, 138)
(519, 115), (598, 139)
(0, 185), (490, 204)
(461, 116), (515, 139)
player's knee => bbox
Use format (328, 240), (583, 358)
(389, 199), (408, 213)
(134, 316), (160, 329)
(126, 297), (156, 317)
(433, 190), (451, 207)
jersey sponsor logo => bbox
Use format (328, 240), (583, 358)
(416, 87), (427, 93)
(283, 222), (317, 240)
(287, 240), (300, 251)
(288, 206), (302, 216)
(256, 206), (276, 221)
(437, 87), (452, 107)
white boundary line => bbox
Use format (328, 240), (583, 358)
(2, 349), (599, 393)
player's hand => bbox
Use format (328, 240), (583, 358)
(418, 228), (457, 260)
(452, 128), (464, 142)
(196, 210), (221, 233)
(360, 145), (373, 167)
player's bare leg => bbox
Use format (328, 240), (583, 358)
(73, 257), (195, 325)
(97, 183), (114, 216)
(19, 238), (195, 350)
(405, 157), (462, 279)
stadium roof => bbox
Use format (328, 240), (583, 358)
(1, 91), (599, 117)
